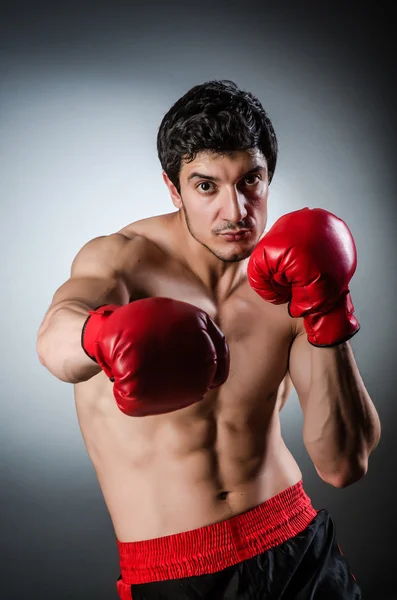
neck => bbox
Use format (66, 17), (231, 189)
(172, 211), (248, 302)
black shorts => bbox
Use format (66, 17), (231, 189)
(116, 481), (361, 599)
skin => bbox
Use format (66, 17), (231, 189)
(37, 149), (381, 543)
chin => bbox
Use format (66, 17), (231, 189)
(211, 242), (256, 263)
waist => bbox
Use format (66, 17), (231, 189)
(117, 480), (318, 585)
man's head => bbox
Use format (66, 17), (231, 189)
(157, 80), (278, 262)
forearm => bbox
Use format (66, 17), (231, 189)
(303, 342), (381, 486)
(37, 302), (101, 383)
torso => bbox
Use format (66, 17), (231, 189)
(74, 212), (302, 542)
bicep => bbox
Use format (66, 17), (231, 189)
(38, 234), (131, 337)
(51, 274), (129, 311)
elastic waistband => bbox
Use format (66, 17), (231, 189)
(117, 480), (317, 585)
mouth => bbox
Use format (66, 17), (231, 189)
(219, 230), (252, 242)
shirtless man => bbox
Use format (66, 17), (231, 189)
(37, 80), (380, 599)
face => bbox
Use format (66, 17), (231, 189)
(163, 149), (269, 263)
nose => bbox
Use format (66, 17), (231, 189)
(222, 186), (248, 224)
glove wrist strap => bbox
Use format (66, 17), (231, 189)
(304, 292), (360, 347)
(81, 304), (121, 361)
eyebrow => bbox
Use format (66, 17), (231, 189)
(187, 164), (266, 183)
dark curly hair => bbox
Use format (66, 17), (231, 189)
(157, 80), (278, 193)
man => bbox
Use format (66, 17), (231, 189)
(37, 80), (380, 599)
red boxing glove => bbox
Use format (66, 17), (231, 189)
(247, 207), (360, 347)
(81, 298), (230, 416)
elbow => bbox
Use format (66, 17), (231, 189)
(36, 336), (48, 368)
(36, 335), (77, 384)
(328, 470), (366, 489)
(317, 460), (369, 489)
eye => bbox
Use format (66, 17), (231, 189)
(244, 174), (261, 186)
(197, 181), (216, 193)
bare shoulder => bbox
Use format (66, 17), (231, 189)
(70, 232), (143, 277)
(273, 301), (298, 343)
(265, 297), (304, 341)
(245, 282), (297, 337)
(118, 212), (179, 256)
(71, 214), (178, 281)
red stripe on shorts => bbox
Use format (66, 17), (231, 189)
(117, 480), (317, 585)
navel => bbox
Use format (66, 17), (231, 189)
(218, 491), (229, 501)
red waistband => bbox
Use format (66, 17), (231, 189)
(117, 480), (317, 585)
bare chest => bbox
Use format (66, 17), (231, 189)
(129, 255), (293, 403)
(76, 229), (295, 443)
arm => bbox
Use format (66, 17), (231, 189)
(247, 207), (382, 488)
(36, 233), (133, 383)
(37, 232), (230, 416)
(288, 320), (381, 488)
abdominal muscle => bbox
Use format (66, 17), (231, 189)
(74, 374), (302, 543)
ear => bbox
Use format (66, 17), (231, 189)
(162, 172), (183, 209)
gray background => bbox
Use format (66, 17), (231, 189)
(1, 1), (396, 598)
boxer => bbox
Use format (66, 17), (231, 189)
(37, 80), (380, 599)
